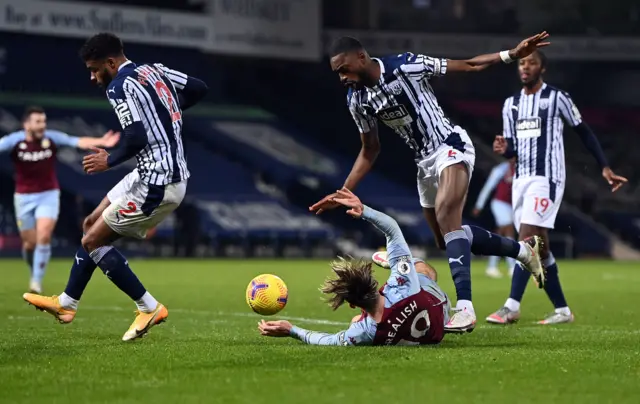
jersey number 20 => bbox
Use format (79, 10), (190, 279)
(154, 81), (181, 123)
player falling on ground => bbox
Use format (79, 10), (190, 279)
(23, 33), (208, 341)
(0, 106), (119, 293)
(310, 34), (550, 333)
(487, 50), (627, 325)
(260, 187), (451, 346)
(471, 159), (517, 278)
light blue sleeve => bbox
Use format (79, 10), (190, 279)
(361, 205), (420, 296)
(474, 162), (510, 210)
(290, 318), (375, 346)
(45, 130), (80, 148)
(361, 205), (411, 265)
(0, 131), (25, 153)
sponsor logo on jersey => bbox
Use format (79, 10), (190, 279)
(377, 105), (413, 128)
(516, 117), (542, 139)
(17, 149), (53, 162)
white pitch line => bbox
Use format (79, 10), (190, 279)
(80, 305), (347, 326)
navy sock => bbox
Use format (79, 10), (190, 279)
(542, 254), (568, 308)
(444, 230), (472, 302)
(462, 225), (520, 258)
(509, 263), (531, 302)
(90, 247), (146, 301)
(64, 247), (97, 300)
(22, 247), (34, 275)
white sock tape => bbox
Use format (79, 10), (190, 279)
(500, 50), (514, 64)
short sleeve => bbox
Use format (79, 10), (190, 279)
(45, 130), (80, 148)
(557, 91), (583, 127)
(347, 91), (377, 134)
(399, 53), (448, 80)
(154, 63), (188, 91)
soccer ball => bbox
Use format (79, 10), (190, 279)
(246, 274), (288, 316)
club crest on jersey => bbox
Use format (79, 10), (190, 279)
(387, 80), (403, 95)
(377, 105), (413, 128)
(41, 138), (50, 149)
(539, 99), (550, 110)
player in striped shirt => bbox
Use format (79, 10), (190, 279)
(472, 160), (517, 278)
(487, 50), (627, 325)
(311, 34), (551, 333)
(23, 33), (208, 341)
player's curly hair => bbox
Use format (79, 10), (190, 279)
(79, 32), (124, 61)
(321, 257), (379, 311)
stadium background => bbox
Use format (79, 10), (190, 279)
(0, 0), (638, 260)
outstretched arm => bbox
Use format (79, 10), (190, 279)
(259, 320), (372, 346)
(0, 132), (25, 153)
(557, 92), (627, 192)
(447, 31), (550, 73)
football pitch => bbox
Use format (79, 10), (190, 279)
(1, 258), (639, 404)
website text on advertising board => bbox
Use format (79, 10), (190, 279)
(3, 5), (207, 41)
(218, 0), (292, 22)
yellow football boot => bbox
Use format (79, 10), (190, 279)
(122, 303), (168, 341)
(22, 293), (76, 324)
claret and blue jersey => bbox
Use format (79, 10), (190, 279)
(289, 206), (449, 346)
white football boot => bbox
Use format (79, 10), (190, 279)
(444, 308), (477, 334)
(517, 236), (546, 288)
(538, 312), (575, 325)
(372, 251), (390, 269)
(486, 307), (521, 325)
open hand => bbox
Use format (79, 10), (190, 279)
(602, 167), (627, 193)
(83, 147), (110, 174)
(511, 31), (551, 59)
(332, 187), (364, 218)
(309, 192), (341, 215)
(100, 130), (121, 148)
(258, 320), (293, 337)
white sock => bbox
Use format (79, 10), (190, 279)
(456, 299), (475, 315)
(59, 292), (79, 310)
(505, 298), (520, 312)
(555, 306), (571, 316)
(516, 243), (529, 262)
(135, 292), (158, 313)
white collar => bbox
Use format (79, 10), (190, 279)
(521, 81), (547, 96)
(118, 60), (133, 71)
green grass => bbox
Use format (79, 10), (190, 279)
(1, 259), (639, 404)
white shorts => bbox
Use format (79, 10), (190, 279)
(417, 128), (476, 208)
(103, 170), (187, 239)
(512, 176), (564, 231)
(490, 199), (513, 227)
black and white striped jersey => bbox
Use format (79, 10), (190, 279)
(347, 52), (458, 160)
(502, 82), (582, 183)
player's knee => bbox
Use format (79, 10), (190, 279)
(22, 240), (36, 251)
(36, 233), (52, 245)
(81, 233), (97, 254)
